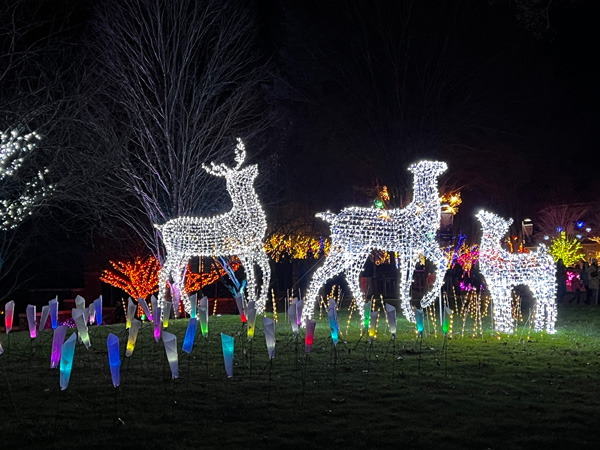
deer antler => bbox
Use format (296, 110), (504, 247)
(202, 138), (247, 177)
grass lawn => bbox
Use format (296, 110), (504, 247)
(1, 302), (599, 449)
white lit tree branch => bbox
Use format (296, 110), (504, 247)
(1, 129), (52, 230)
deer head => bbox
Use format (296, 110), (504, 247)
(476, 210), (513, 244)
(408, 160), (448, 178)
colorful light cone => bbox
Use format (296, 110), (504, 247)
(182, 318), (198, 354)
(221, 333), (234, 378)
(364, 300), (371, 329)
(4, 300), (14, 334)
(60, 332), (77, 390)
(72, 308), (91, 349)
(305, 319), (316, 353)
(39, 305), (50, 331)
(126, 298), (136, 329)
(87, 304), (95, 325)
(443, 306), (452, 335)
(288, 300), (299, 336)
(415, 308), (424, 338)
(246, 301), (257, 340)
(235, 293), (246, 323)
(162, 331), (179, 379)
(0, 342), (3, 355)
(75, 295), (86, 310)
(126, 318), (141, 357)
(139, 297), (152, 321)
(292, 298), (303, 328)
(106, 333), (121, 387)
(26, 304), (37, 339)
(327, 299), (338, 346)
(199, 296), (208, 337)
(368, 310), (378, 341)
(94, 296), (103, 326)
(263, 317), (276, 359)
(385, 303), (397, 339)
(153, 306), (162, 342)
(189, 293), (197, 319)
(162, 301), (172, 328)
(49, 297), (58, 329)
(50, 325), (67, 369)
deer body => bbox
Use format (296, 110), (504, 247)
(156, 139), (271, 315)
(302, 160), (448, 325)
(476, 210), (557, 334)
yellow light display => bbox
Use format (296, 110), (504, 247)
(549, 232), (584, 266)
(264, 233), (331, 262)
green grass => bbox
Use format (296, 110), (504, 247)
(1, 304), (600, 450)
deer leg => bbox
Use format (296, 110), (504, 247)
(344, 252), (370, 324)
(238, 254), (257, 306)
(255, 247), (271, 315)
(490, 286), (514, 333)
(420, 243), (446, 310)
(532, 279), (557, 333)
(397, 251), (418, 323)
(301, 251), (347, 326)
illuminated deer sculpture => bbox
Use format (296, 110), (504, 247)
(476, 210), (557, 334)
(302, 160), (448, 325)
(156, 139), (271, 315)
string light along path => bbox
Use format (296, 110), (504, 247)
(302, 160), (448, 325)
(476, 210), (557, 334)
(156, 139), (271, 315)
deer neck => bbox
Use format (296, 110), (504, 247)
(228, 184), (261, 213)
(410, 176), (441, 214)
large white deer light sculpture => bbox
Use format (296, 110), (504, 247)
(476, 210), (557, 334)
(302, 160), (448, 325)
(156, 139), (271, 315)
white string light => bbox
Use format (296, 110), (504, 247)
(302, 160), (448, 325)
(476, 210), (557, 334)
(1, 129), (53, 229)
(156, 139), (271, 314)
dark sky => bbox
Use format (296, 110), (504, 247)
(257, 0), (600, 235)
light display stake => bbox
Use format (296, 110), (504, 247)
(94, 296), (103, 326)
(303, 161), (448, 326)
(60, 333), (77, 390)
(235, 292), (247, 323)
(199, 296), (208, 337)
(263, 316), (276, 359)
(476, 210), (557, 334)
(364, 300), (371, 330)
(162, 301), (172, 328)
(368, 311), (378, 341)
(106, 333), (121, 387)
(162, 332), (179, 379)
(126, 298), (136, 329)
(442, 306), (452, 335)
(72, 309), (91, 349)
(182, 318), (198, 354)
(50, 326), (67, 369)
(288, 299), (299, 336)
(49, 297), (58, 329)
(26, 304), (36, 339)
(327, 299), (339, 346)
(153, 306), (162, 342)
(221, 333), (234, 378)
(75, 295), (85, 311)
(385, 303), (397, 339)
(5, 300), (14, 333)
(246, 301), (257, 340)
(156, 139), (271, 315)
(138, 298), (152, 321)
(39, 305), (50, 331)
(189, 293), (197, 319)
(415, 309), (424, 338)
(305, 319), (316, 353)
(126, 319), (141, 357)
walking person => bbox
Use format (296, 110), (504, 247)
(586, 259), (600, 306)
(556, 258), (567, 303)
(580, 261), (590, 304)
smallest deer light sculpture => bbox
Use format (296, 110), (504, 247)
(476, 210), (557, 334)
(156, 139), (270, 315)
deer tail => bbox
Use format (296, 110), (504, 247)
(316, 212), (336, 223)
